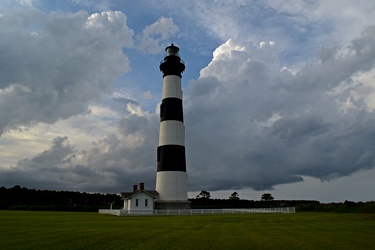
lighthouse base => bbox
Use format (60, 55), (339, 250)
(155, 200), (191, 210)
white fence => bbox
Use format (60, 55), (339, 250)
(99, 209), (122, 216)
(99, 207), (295, 216)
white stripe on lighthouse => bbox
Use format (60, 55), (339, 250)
(156, 172), (188, 200)
(158, 120), (185, 146)
(162, 75), (183, 99)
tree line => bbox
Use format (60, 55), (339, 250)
(191, 190), (375, 213)
(196, 191), (275, 201)
(0, 185), (122, 212)
(190, 195), (319, 210)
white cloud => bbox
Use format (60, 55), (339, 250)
(17, 0), (34, 6)
(141, 90), (153, 100)
(0, 0), (35, 8)
(201, 39), (277, 81)
(126, 103), (150, 117)
(265, 0), (375, 57)
(136, 17), (179, 54)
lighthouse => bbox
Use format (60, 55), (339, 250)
(155, 44), (190, 209)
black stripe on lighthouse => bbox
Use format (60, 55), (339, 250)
(157, 145), (186, 172)
(160, 98), (184, 122)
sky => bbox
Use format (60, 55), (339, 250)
(1, 0), (375, 203)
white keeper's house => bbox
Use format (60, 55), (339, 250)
(120, 182), (159, 213)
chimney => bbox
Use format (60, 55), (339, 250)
(132, 184), (137, 193)
(139, 182), (145, 191)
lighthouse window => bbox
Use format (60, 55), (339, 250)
(166, 47), (179, 56)
(135, 199), (139, 207)
(145, 199), (148, 207)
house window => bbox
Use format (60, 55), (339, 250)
(145, 199), (148, 207)
(136, 199), (138, 207)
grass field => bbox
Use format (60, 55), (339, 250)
(0, 211), (374, 249)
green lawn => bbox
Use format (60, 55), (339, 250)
(0, 211), (374, 249)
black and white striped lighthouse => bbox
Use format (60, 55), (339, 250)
(155, 44), (190, 209)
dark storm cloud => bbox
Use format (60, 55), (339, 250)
(0, 111), (159, 192)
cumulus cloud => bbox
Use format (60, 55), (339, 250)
(0, 9), (133, 135)
(183, 26), (375, 191)
(136, 17), (179, 54)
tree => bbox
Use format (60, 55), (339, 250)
(229, 192), (239, 200)
(261, 193), (274, 201)
(196, 190), (211, 199)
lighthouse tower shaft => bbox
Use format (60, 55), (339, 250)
(156, 44), (190, 209)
